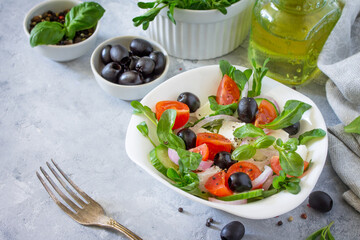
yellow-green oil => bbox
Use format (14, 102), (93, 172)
(248, 0), (341, 85)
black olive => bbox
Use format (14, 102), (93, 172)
(136, 57), (155, 76)
(110, 44), (129, 63)
(220, 221), (245, 240)
(101, 62), (122, 83)
(177, 92), (201, 113)
(228, 172), (252, 192)
(283, 121), (300, 135)
(101, 45), (112, 64)
(149, 51), (166, 75)
(177, 128), (197, 150)
(237, 97), (258, 123)
(213, 151), (236, 170)
(308, 191), (333, 212)
(128, 56), (140, 70)
(143, 75), (156, 84)
(118, 70), (143, 85)
(130, 38), (153, 57)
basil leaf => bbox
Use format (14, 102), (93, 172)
(201, 119), (224, 133)
(176, 148), (202, 171)
(233, 123), (265, 138)
(136, 121), (156, 147)
(208, 95), (237, 115)
(167, 3), (176, 24)
(253, 135), (276, 149)
(219, 59), (234, 76)
(65, 2), (105, 39)
(157, 109), (185, 149)
(248, 58), (269, 98)
(299, 128), (326, 145)
(262, 100), (312, 130)
(231, 145), (256, 160)
(138, 1), (156, 9)
(131, 101), (158, 126)
(278, 150), (304, 177)
(283, 138), (299, 151)
(285, 181), (301, 194)
(276, 138), (284, 147)
(233, 69), (249, 91)
(29, 21), (65, 47)
(306, 222), (335, 240)
(344, 116), (360, 134)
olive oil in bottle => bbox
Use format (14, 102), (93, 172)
(248, 0), (341, 85)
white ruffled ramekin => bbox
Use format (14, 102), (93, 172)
(146, 0), (255, 60)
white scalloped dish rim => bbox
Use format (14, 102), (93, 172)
(125, 65), (328, 219)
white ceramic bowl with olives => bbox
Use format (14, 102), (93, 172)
(23, 0), (101, 62)
(90, 36), (169, 100)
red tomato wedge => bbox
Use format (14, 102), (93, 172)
(155, 101), (190, 129)
(189, 143), (209, 161)
(196, 133), (232, 160)
(254, 99), (278, 127)
(226, 161), (262, 182)
(270, 156), (309, 178)
(205, 171), (233, 197)
(216, 74), (240, 105)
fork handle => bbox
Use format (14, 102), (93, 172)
(107, 218), (143, 240)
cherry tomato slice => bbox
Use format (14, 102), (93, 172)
(155, 101), (190, 129)
(216, 74), (240, 105)
(205, 171), (233, 197)
(226, 161), (262, 182)
(254, 99), (278, 127)
(196, 133), (232, 160)
(270, 155), (309, 178)
(189, 143), (209, 161)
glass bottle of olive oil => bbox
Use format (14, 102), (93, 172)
(248, 0), (341, 85)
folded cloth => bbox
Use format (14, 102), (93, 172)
(317, 0), (360, 213)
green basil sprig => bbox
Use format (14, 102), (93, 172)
(136, 121), (157, 147)
(261, 100), (312, 130)
(219, 60), (252, 91)
(344, 115), (360, 134)
(29, 2), (105, 47)
(306, 221), (335, 240)
(272, 170), (301, 194)
(131, 101), (158, 126)
(247, 58), (269, 98)
(298, 128), (326, 145)
(208, 95), (237, 116)
(233, 123), (266, 138)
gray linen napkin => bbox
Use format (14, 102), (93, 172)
(317, 0), (360, 212)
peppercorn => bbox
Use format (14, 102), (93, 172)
(277, 221), (283, 226)
(207, 217), (214, 223)
(301, 213), (307, 219)
(206, 222), (211, 227)
(178, 207), (183, 213)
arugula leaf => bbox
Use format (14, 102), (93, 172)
(344, 116), (360, 134)
(272, 170), (301, 194)
(253, 135), (276, 149)
(247, 58), (269, 98)
(233, 123), (266, 138)
(157, 109), (186, 149)
(261, 100), (312, 130)
(306, 221), (335, 240)
(298, 128), (326, 145)
(136, 121), (156, 147)
(131, 101), (158, 126)
(208, 96), (237, 115)
(231, 144), (256, 160)
(30, 21), (66, 47)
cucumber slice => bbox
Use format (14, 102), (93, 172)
(149, 145), (178, 176)
(216, 189), (263, 201)
(255, 98), (279, 115)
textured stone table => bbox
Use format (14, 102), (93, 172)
(1, 0), (359, 239)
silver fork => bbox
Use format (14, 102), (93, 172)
(36, 159), (142, 240)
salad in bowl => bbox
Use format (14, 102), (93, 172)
(125, 60), (328, 219)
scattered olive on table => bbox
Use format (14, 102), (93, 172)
(237, 97), (258, 123)
(283, 121), (300, 135)
(177, 92), (201, 113)
(308, 191), (333, 212)
(228, 172), (252, 192)
(176, 128), (197, 150)
(220, 221), (245, 240)
(213, 151), (236, 170)
(100, 38), (166, 86)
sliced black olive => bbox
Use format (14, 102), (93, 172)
(128, 56), (140, 70)
(101, 45), (112, 64)
(177, 128), (197, 150)
(308, 191), (333, 212)
(177, 92), (201, 113)
(136, 57), (155, 76)
(130, 38), (153, 57)
(283, 122), (300, 135)
(101, 62), (122, 83)
(237, 97), (258, 123)
(110, 44), (129, 63)
(149, 51), (166, 75)
(220, 221), (245, 240)
(228, 172), (252, 192)
(213, 151), (236, 170)
(118, 71), (143, 85)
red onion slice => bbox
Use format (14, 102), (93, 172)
(208, 197), (247, 205)
(252, 166), (273, 189)
(197, 160), (214, 171)
(167, 148), (179, 165)
(190, 115), (241, 133)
